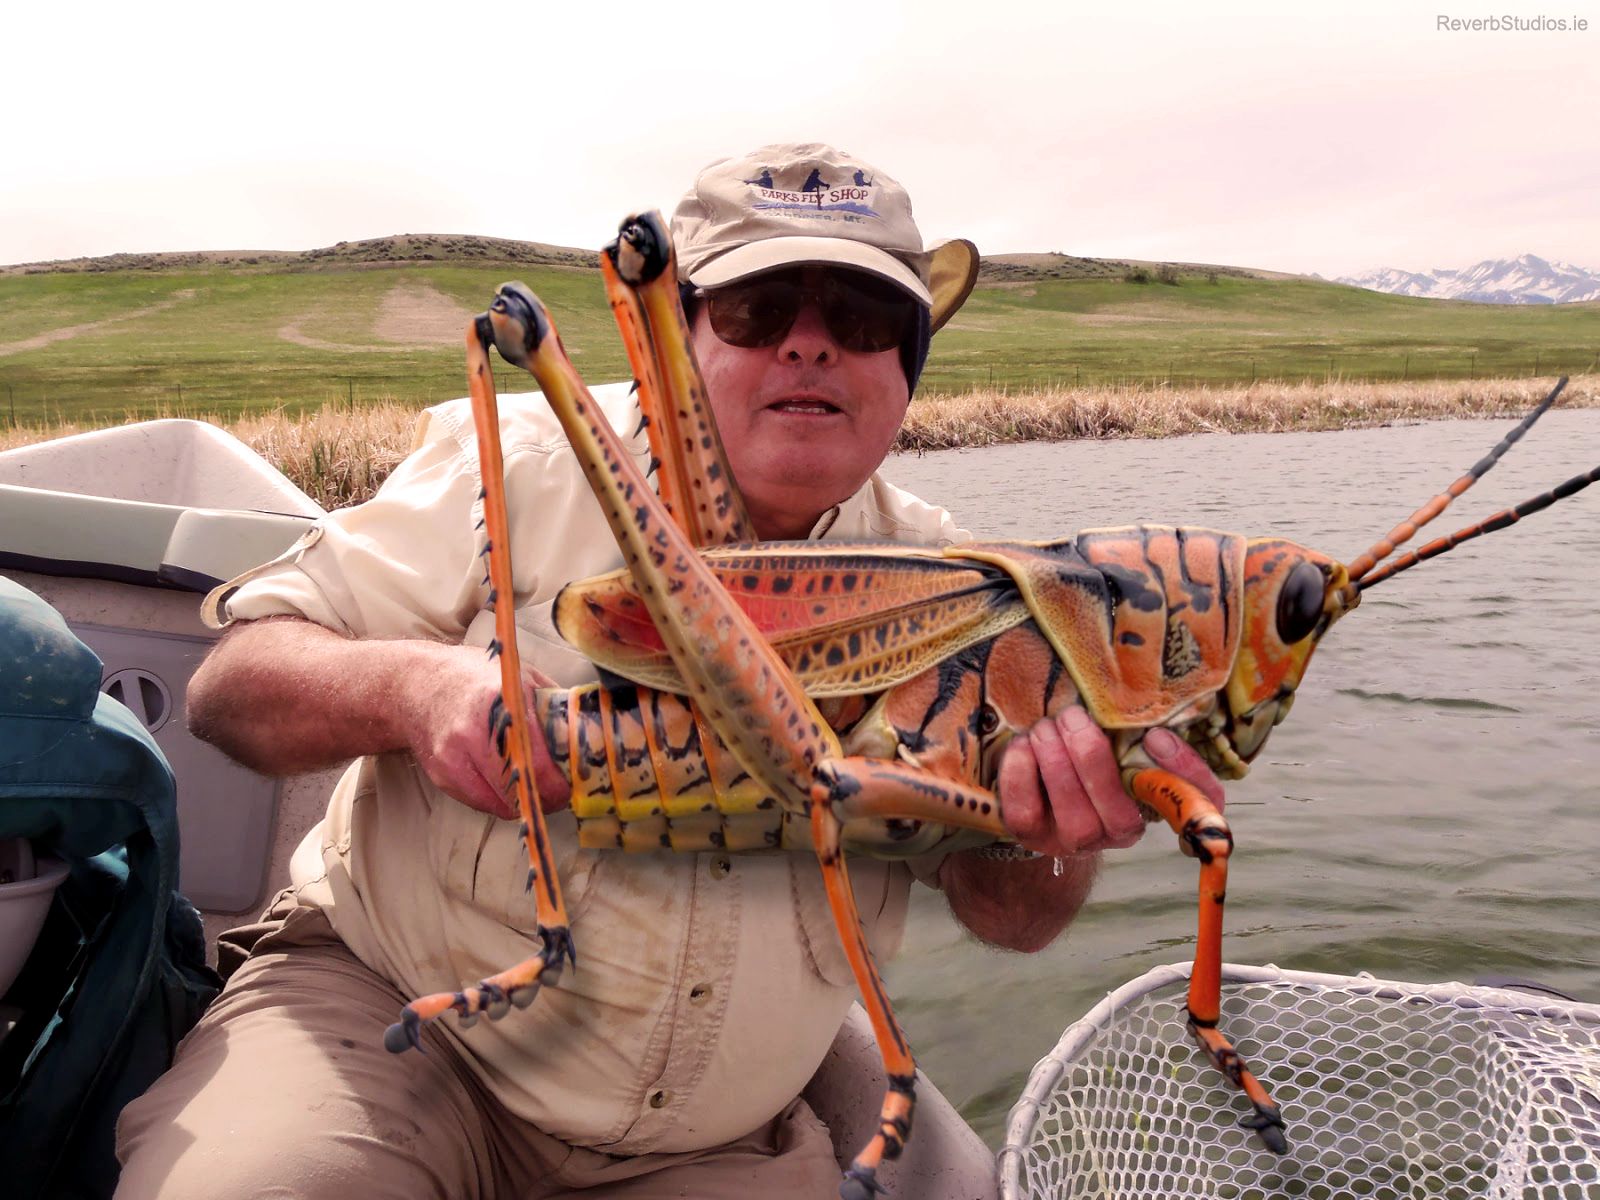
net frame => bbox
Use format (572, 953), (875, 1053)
(999, 962), (1600, 1200)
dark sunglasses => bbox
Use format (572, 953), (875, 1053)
(696, 269), (918, 354)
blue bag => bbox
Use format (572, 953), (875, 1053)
(0, 575), (220, 1199)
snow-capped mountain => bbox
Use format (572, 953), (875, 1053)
(1336, 255), (1600, 304)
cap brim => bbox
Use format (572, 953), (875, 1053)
(687, 236), (933, 307)
(926, 239), (979, 334)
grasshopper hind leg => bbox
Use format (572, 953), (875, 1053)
(809, 785), (918, 1199)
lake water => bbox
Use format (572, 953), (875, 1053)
(877, 411), (1600, 1145)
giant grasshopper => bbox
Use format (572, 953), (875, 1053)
(382, 211), (1596, 1196)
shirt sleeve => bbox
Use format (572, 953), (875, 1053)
(214, 413), (489, 641)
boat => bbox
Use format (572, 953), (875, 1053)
(0, 416), (1000, 1199)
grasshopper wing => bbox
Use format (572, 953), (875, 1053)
(555, 543), (1032, 698)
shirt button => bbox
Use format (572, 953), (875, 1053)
(689, 982), (712, 1005)
(709, 854), (732, 879)
(649, 1089), (670, 1108)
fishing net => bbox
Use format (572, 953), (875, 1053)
(999, 963), (1600, 1200)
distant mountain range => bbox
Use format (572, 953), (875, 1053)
(1334, 254), (1600, 305)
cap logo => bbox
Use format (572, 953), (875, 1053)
(740, 164), (882, 223)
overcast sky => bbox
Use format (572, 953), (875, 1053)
(3, 1), (1595, 276)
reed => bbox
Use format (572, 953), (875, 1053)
(3, 376), (1593, 509)
(898, 375), (1597, 451)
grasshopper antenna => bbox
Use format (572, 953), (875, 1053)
(1357, 457), (1600, 589)
(1346, 377), (1569, 583)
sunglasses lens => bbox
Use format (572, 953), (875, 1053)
(821, 273), (913, 353)
(705, 279), (801, 348)
(704, 271), (915, 353)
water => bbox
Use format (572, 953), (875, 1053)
(876, 411), (1600, 1146)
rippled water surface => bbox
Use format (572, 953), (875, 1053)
(877, 411), (1600, 1145)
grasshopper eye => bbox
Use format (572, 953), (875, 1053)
(977, 705), (1000, 736)
(1276, 561), (1325, 645)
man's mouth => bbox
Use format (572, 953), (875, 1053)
(767, 394), (842, 415)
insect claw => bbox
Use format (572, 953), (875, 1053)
(840, 1167), (885, 1199)
(481, 983), (511, 1021)
(1239, 1107), (1289, 1154)
(383, 1009), (425, 1055)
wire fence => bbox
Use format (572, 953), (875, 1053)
(926, 349), (1600, 395)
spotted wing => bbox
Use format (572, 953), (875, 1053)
(555, 542), (1031, 698)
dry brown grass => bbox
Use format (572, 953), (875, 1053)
(897, 375), (1598, 452)
(3, 376), (1593, 509)
(0, 401), (419, 510)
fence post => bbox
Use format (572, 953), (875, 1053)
(1403, 354), (1409, 380)
(347, 378), (355, 407)
(6, 383), (14, 428)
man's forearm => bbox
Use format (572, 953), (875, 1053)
(938, 849), (1100, 953)
(186, 616), (449, 776)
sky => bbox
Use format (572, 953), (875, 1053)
(2, 1), (1596, 277)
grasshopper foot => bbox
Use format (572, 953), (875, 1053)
(388, 928), (574, 1052)
(383, 1008), (424, 1054)
(1240, 1105), (1289, 1154)
(839, 1166), (885, 1199)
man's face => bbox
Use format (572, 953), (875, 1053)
(688, 268), (914, 541)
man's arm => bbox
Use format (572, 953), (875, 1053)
(187, 615), (569, 817)
(939, 714), (1224, 952)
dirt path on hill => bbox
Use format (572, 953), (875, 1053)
(277, 282), (477, 352)
(0, 289), (197, 356)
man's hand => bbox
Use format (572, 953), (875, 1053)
(402, 651), (570, 820)
(940, 708), (1227, 952)
(997, 708), (1225, 858)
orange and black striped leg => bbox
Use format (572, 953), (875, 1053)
(811, 783), (916, 1199)
(385, 318), (576, 1054)
(1126, 767), (1288, 1154)
(817, 757), (1010, 841)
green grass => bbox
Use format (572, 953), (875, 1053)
(1, 259), (1595, 426)
(922, 274), (1600, 391)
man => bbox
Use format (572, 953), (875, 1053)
(114, 144), (1223, 1198)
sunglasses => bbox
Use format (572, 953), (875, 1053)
(697, 269), (918, 354)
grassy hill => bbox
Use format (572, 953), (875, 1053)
(0, 236), (1594, 426)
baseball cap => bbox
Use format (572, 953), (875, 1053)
(671, 142), (978, 333)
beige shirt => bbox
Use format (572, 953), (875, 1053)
(212, 382), (972, 1155)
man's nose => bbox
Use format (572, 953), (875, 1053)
(777, 300), (835, 364)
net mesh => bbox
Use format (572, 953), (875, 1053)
(999, 964), (1600, 1200)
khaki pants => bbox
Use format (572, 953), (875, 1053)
(114, 896), (840, 1199)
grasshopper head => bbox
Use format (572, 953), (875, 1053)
(1214, 539), (1360, 768)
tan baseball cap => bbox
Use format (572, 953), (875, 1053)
(671, 142), (978, 332)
